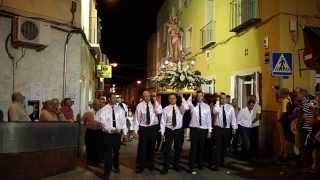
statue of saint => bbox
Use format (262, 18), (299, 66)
(166, 16), (183, 63)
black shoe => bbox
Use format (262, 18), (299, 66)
(136, 168), (144, 174)
(113, 168), (120, 173)
(189, 169), (197, 175)
(160, 168), (168, 175)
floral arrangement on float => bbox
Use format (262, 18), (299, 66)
(152, 60), (212, 91)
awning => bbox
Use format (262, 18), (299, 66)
(303, 26), (320, 72)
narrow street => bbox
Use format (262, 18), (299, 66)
(47, 140), (305, 180)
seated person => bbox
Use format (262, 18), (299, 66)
(40, 99), (65, 121)
(8, 92), (31, 122)
(60, 98), (74, 122)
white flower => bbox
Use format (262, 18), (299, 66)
(180, 74), (185, 81)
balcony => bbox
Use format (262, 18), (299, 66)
(89, 17), (101, 46)
(201, 20), (215, 49)
(230, 0), (261, 32)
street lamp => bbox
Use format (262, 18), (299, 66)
(110, 63), (118, 67)
(137, 80), (142, 85)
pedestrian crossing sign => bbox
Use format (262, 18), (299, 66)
(271, 52), (293, 77)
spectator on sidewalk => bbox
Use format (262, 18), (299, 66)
(40, 99), (65, 121)
(60, 98), (74, 122)
(8, 92), (31, 122)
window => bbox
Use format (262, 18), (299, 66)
(230, 0), (260, 32)
(178, 0), (184, 14)
(201, 0), (215, 48)
(185, 26), (192, 51)
(206, 0), (214, 23)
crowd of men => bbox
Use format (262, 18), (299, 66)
(83, 90), (265, 180)
(3, 87), (319, 179)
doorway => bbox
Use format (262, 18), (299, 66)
(235, 72), (261, 109)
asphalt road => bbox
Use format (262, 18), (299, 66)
(46, 140), (316, 180)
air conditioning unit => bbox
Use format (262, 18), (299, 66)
(12, 16), (50, 51)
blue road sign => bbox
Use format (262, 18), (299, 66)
(271, 52), (293, 77)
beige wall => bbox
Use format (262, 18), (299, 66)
(1, 0), (81, 27)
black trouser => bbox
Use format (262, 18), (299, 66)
(85, 129), (102, 164)
(103, 133), (121, 175)
(251, 126), (259, 158)
(213, 126), (231, 167)
(155, 124), (162, 151)
(162, 128), (184, 169)
(205, 131), (215, 167)
(136, 125), (158, 169)
(239, 125), (252, 160)
(189, 127), (208, 169)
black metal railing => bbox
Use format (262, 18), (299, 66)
(200, 20), (215, 48)
(230, 0), (260, 32)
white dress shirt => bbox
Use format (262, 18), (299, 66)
(213, 103), (238, 129)
(160, 98), (189, 135)
(96, 104), (128, 135)
(187, 96), (212, 133)
(133, 100), (162, 131)
(237, 107), (254, 128)
(252, 103), (261, 127)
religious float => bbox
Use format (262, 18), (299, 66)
(151, 16), (212, 97)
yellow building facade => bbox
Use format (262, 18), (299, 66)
(154, 0), (320, 153)
(156, 0), (320, 110)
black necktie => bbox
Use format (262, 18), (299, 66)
(172, 106), (177, 127)
(199, 103), (202, 126)
(146, 103), (151, 125)
(112, 106), (116, 128)
(222, 105), (227, 128)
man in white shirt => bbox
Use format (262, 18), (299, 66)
(96, 94), (128, 179)
(160, 93), (189, 174)
(237, 99), (256, 160)
(187, 90), (212, 174)
(134, 90), (162, 173)
(250, 96), (261, 158)
(83, 99), (103, 166)
(212, 93), (237, 170)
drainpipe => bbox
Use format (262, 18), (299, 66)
(63, 30), (77, 99)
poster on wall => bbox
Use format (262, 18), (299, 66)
(30, 82), (43, 101)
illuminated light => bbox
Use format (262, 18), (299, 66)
(190, 60), (195, 65)
(164, 60), (169, 65)
(110, 63), (118, 67)
(161, 64), (165, 69)
(99, 78), (104, 82)
(137, 80), (142, 84)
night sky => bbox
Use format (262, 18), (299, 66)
(97, 0), (164, 85)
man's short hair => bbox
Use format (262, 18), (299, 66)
(248, 99), (256, 105)
(11, 92), (21, 102)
